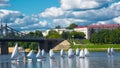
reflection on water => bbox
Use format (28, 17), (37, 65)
(80, 58), (85, 68)
(0, 62), (10, 68)
(50, 59), (55, 68)
(84, 58), (89, 68)
(11, 62), (26, 68)
(0, 52), (120, 68)
(36, 62), (42, 68)
(60, 57), (65, 68)
(68, 58), (74, 68)
(76, 56), (79, 68)
(108, 56), (114, 68)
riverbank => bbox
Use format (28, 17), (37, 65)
(69, 39), (120, 52)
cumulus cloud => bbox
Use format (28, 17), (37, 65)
(0, 9), (45, 31)
(0, 0), (10, 7)
(60, 0), (114, 10)
(1, 0), (120, 32)
(113, 16), (120, 23)
(40, 7), (64, 18)
(39, 0), (120, 28)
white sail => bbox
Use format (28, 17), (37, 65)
(60, 49), (65, 57)
(36, 49), (41, 58)
(76, 48), (80, 56)
(107, 48), (111, 55)
(11, 43), (19, 59)
(18, 47), (25, 61)
(111, 48), (114, 55)
(49, 49), (54, 59)
(27, 50), (35, 59)
(79, 49), (85, 58)
(68, 48), (74, 58)
(41, 49), (45, 58)
(84, 48), (89, 57)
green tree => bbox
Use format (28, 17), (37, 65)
(34, 30), (43, 38)
(70, 31), (85, 39)
(29, 42), (38, 50)
(46, 30), (61, 39)
(66, 23), (77, 29)
(55, 25), (61, 29)
(61, 31), (70, 39)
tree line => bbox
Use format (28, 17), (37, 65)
(8, 29), (85, 50)
(89, 29), (120, 44)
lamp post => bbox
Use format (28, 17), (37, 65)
(72, 35), (75, 45)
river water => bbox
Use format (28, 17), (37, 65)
(0, 52), (120, 68)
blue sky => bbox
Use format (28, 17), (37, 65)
(0, 0), (120, 32)
(4, 0), (60, 15)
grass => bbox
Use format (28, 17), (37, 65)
(69, 39), (120, 52)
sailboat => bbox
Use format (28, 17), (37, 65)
(76, 48), (80, 56)
(79, 49), (85, 58)
(41, 49), (46, 58)
(11, 43), (19, 61)
(11, 43), (25, 62)
(107, 48), (114, 56)
(18, 47), (26, 62)
(49, 49), (55, 59)
(36, 49), (42, 62)
(68, 48), (74, 58)
(84, 48), (89, 57)
(60, 49), (65, 58)
(27, 50), (35, 61)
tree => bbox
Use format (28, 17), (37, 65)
(55, 25), (61, 29)
(66, 23), (77, 29)
(46, 30), (61, 39)
(61, 31), (70, 39)
(34, 30), (43, 38)
(90, 29), (120, 44)
(70, 31), (85, 39)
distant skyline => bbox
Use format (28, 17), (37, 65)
(0, 0), (120, 32)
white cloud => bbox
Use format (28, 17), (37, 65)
(1, 0), (120, 32)
(60, 0), (114, 10)
(0, 0), (10, 7)
(113, 16), (120, 23)
(40, 7), (64, 18)
(38, 1), (120, 29)
(39, 20), (47, 27)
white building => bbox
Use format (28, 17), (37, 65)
(74, 24), (120, 39)
(42, 29), (73, 37)
(74, 26), (90, 39)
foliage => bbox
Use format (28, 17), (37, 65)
(55, 25), (61, 29)
(8, 30), (43, 50)
(46, 30), (61, 39)
(70, 31), (85, 39)
(29, 42), (38, 50)
(66, 23), (77, 29)
(61, 31), (70, 39)
(90, 29), (120, 44)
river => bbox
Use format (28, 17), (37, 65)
(0, 52), (120, 68)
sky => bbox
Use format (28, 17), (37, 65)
(0, 0), (120, 32)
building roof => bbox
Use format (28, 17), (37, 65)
(75, 24), (120, 29)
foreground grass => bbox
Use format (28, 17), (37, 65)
(69, 39), (120, 52)
(71, 44), (120, 52)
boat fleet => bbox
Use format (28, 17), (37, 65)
(11, 43), (115, 63)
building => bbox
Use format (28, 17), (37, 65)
(74, 24), (120, 39)
(42, 28), (73, 37)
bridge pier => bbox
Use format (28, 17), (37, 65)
(39, 40), (49, 52)
(38, 40), (63, 52)
(0, 42), (8, 55)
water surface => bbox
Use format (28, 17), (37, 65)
(0, 52), (120, 68)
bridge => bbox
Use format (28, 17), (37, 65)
(0, 23), (64, 54)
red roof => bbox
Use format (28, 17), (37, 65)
(75, 26), (87, 28)
(75, 24), (120, 28)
